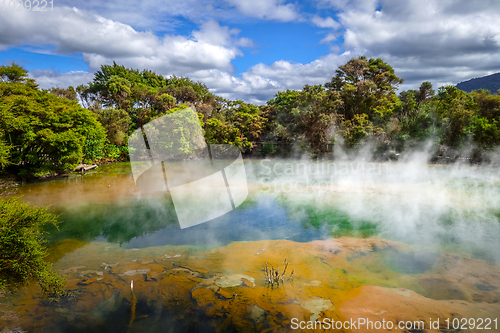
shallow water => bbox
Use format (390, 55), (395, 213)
(1, 160), (500, 332)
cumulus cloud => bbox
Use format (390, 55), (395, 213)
(311, 0), (500, 93)
(311, 16), (341, 29)
(224, 0), (300, 21)
(190, 52), (361, 104)
(29, 70), (95, 90)
(0, 8), (252, 75)
(52, 0), (226, 31)
(3, 0), (500, 104)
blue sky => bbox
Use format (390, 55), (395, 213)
(1, 0), (499, 103)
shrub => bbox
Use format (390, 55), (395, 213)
(0, 197), (65, 295)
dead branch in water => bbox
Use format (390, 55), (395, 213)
(262, 259), (293, 287)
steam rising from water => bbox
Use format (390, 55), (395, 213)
(5, 146), (500, 262)
(247, 146), (500, 262)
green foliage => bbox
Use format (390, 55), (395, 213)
(2, 59), (500, 165)
(103, 144), (129, 160)
(261, 142), (276, 156)
(0, 135), (11, 169)
(267, 85), (341, 155)
(202, 101), (266, 152)
(0, 63), (29, 83)
(83, 130), (107, 163)
(325, 56), (403, 120)
(92, 108), (131, 146)
(166, 75), (212, 102)
(0, 77), (107, 176)
(49, 86), (78, 101)
(204, 118), (250, 150)
(0, 197), (65, 295)
(339, 113), (380, 148)
(434, 86), (476, 148)
(469, 117), (500, 147)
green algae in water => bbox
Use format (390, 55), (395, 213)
(2, 161), (500, 332)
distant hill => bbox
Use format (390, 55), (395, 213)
(456, 72), (500, 94)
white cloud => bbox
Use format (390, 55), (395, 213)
(312, 16), (341, 29)
(4, 0), (500, 105)
(0, 7), (253, 75)
(192, 20), (254, 48)
(188, 52), (362, 104)
(29, 70), (95, 90)
(224, 0), (300, 21)
(312, 0), (500, 93)
(52, 0), (223, 31)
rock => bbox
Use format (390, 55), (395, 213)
(121, 269), (150, 276)
(339, 285), (500, 333)
(310, 314), (320, 322)
(95, 291), (125, 313)
(250, 305), (265, 323)
(191, 288), (217, 307)
(215, 274), (255, 288)
(296, 297), (334, 321)
(241, 278), (254, 288)
(79, 270), (101, 276)
(304, 280), (322, 287)
(137, 258), (154, 264)
(216, 289), (235, 299)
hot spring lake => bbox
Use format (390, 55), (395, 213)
(1, 159), (500, 332)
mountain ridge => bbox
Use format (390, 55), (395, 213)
(456, 72), (500, 94)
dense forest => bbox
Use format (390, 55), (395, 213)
(1, 56), (500, 179)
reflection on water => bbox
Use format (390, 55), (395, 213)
(1, 161), (500, 332)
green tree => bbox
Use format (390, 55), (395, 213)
(469, 89), (500, 148)
(0, 197), (65, 295)
(267, 85), (341, 155)
(49, 86), (78, 101)
(325, 56), (403, 120)
(0, 138), (10, 168)
(92, 108), (131, 146)
(0, 63), (29, 83)
(339, 113), (380, 148)
(433, 85), (476, 148)
(415, 81), (435, 107)
(0, 69), (106, 177)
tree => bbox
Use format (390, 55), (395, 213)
(0, 138), (10, 169)
(92, 108), (131, 146)
(415, 81), (435, 107)
(433, 86), (476, 148)
(49, 86), (78, 101)
(0, 197), (65, 295)
(325, 56), (403, 120)
(0, 63), (29, 83)
(338, 113), (379, 148)
(0, 75), (106, 177)
(469, 89), (500, 148)
(267, 85), (341, 155)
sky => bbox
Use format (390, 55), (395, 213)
(1, 0), (499, 104)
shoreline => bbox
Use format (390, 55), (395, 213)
(0, 156), (493, 193)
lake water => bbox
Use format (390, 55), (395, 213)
(1, 160), (500, 332)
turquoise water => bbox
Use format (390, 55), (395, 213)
(1, 160), (500, 333)
(4, 160), (500, 261)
